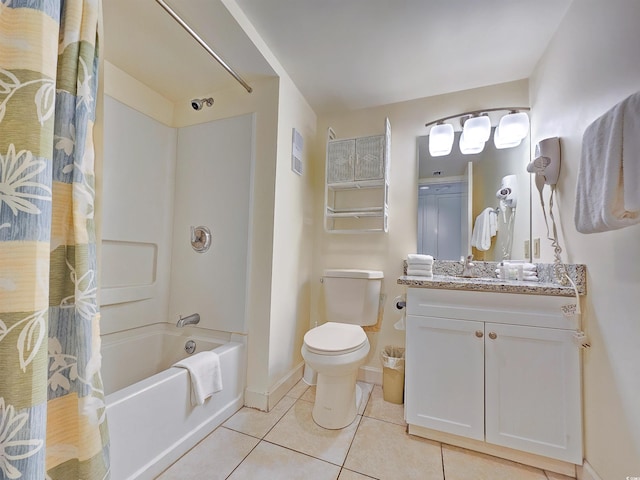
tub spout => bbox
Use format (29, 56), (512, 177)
(177, 313), (200, 328)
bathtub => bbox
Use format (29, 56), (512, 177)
(102, 324), (246, 480)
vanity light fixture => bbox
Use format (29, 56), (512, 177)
(428, 122), (455, 156)
(424, 107), (531, 157)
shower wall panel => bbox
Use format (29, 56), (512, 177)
(169, 113), (255, 334)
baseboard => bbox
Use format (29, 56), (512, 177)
(243, 387), (268, 411)
(267, 362), (304, 411)
(244, 362), (304, 412)
(358, 365), (382, 385)
(577, 461), (604, 480)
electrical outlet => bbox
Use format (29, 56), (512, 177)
(524, 239), (530, 258)
(533, 238), (541, 258)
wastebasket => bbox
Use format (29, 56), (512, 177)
(381, 346), (405, 404)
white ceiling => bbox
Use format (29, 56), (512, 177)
(103, 0), (573, 113)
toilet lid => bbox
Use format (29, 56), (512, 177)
(304, 322), (367, 354)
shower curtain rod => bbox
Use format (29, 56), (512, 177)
(155, 0), (253, 93)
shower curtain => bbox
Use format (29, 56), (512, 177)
(0, 1), (109, 479)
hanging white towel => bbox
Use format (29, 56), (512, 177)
(575, 91), (640, 233)
(174, 351), (223, 406)
(471, 207), (498, 251)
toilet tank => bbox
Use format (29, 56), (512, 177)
(323, 269), (383, 326)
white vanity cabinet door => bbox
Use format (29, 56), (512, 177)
(484, 322), (582, 464)
(405, 315), (485, 440)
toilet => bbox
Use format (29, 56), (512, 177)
(301, 269), (383, 429)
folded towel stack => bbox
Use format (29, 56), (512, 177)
(407, 254), (434, 277)
(496, 262), (538, 281)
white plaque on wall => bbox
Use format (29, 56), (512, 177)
(292, 128), (303, 176)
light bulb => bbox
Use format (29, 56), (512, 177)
(462, 115), (491, 144)
(428, 123), (454, 157)
(493, 126), (522, 149)
(459, 131), (485, 154)
(497, 111), (529, 143)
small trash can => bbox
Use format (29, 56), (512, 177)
(381, 346), (405, 404)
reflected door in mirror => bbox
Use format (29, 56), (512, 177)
(418, 182), (467, 260)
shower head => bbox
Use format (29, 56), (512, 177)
(191, 97), (214, 111)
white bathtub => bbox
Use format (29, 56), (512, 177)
(102, 324), (246, 480)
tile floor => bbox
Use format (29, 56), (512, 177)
(156, 380), (575, 480)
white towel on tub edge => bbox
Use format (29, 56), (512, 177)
(174, 351), (223, 406)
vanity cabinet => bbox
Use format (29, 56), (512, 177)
(324, 118), (390, 233)
(405, 288), (582, 465)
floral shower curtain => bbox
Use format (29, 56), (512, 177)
(0, 1), (109, 479)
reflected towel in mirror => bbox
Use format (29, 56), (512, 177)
(471, 207), (498, 251)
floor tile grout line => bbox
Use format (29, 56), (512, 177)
(361, 408), (407, 428)
(262, 382), (371, 474)
(223, 433), (263, 480)
(440, 441), (446, 480)
(261, 392), (305, 439)
(260, 438), (346, 469)
(338, 466), (379, 480)
(220, 389), (305, 478)
(225, 391), (302, 441)
(339, 413), (365, 469)
(223, 391), (307, 479)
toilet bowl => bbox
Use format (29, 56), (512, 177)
(302, 322), (370, 429)
(301, 269), (383, 429)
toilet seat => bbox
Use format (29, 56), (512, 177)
(303, 322), (367, 355)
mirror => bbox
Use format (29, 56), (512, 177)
(417, 122), (531, 262)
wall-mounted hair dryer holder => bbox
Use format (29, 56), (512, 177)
(528, 137), (561, 185)
(496, 174), (518, 209)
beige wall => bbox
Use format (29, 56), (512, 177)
(529, 0), (640, 477)
(312, 80), (529, 371)
(223, 0), (317, 406)
(267, 74), (317, 390)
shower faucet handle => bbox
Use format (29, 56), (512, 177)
(190, 225), (211, 253)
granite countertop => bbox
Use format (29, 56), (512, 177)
(397, 261), (586, 297)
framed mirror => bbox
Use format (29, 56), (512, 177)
(417, 111), (531, 262)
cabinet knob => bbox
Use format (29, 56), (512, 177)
(475, 330), (484, 338)
(488, 332), (497, 340)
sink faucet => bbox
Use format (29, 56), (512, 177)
(460, 255), (476, 278)
(176, 313), (200, 328)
